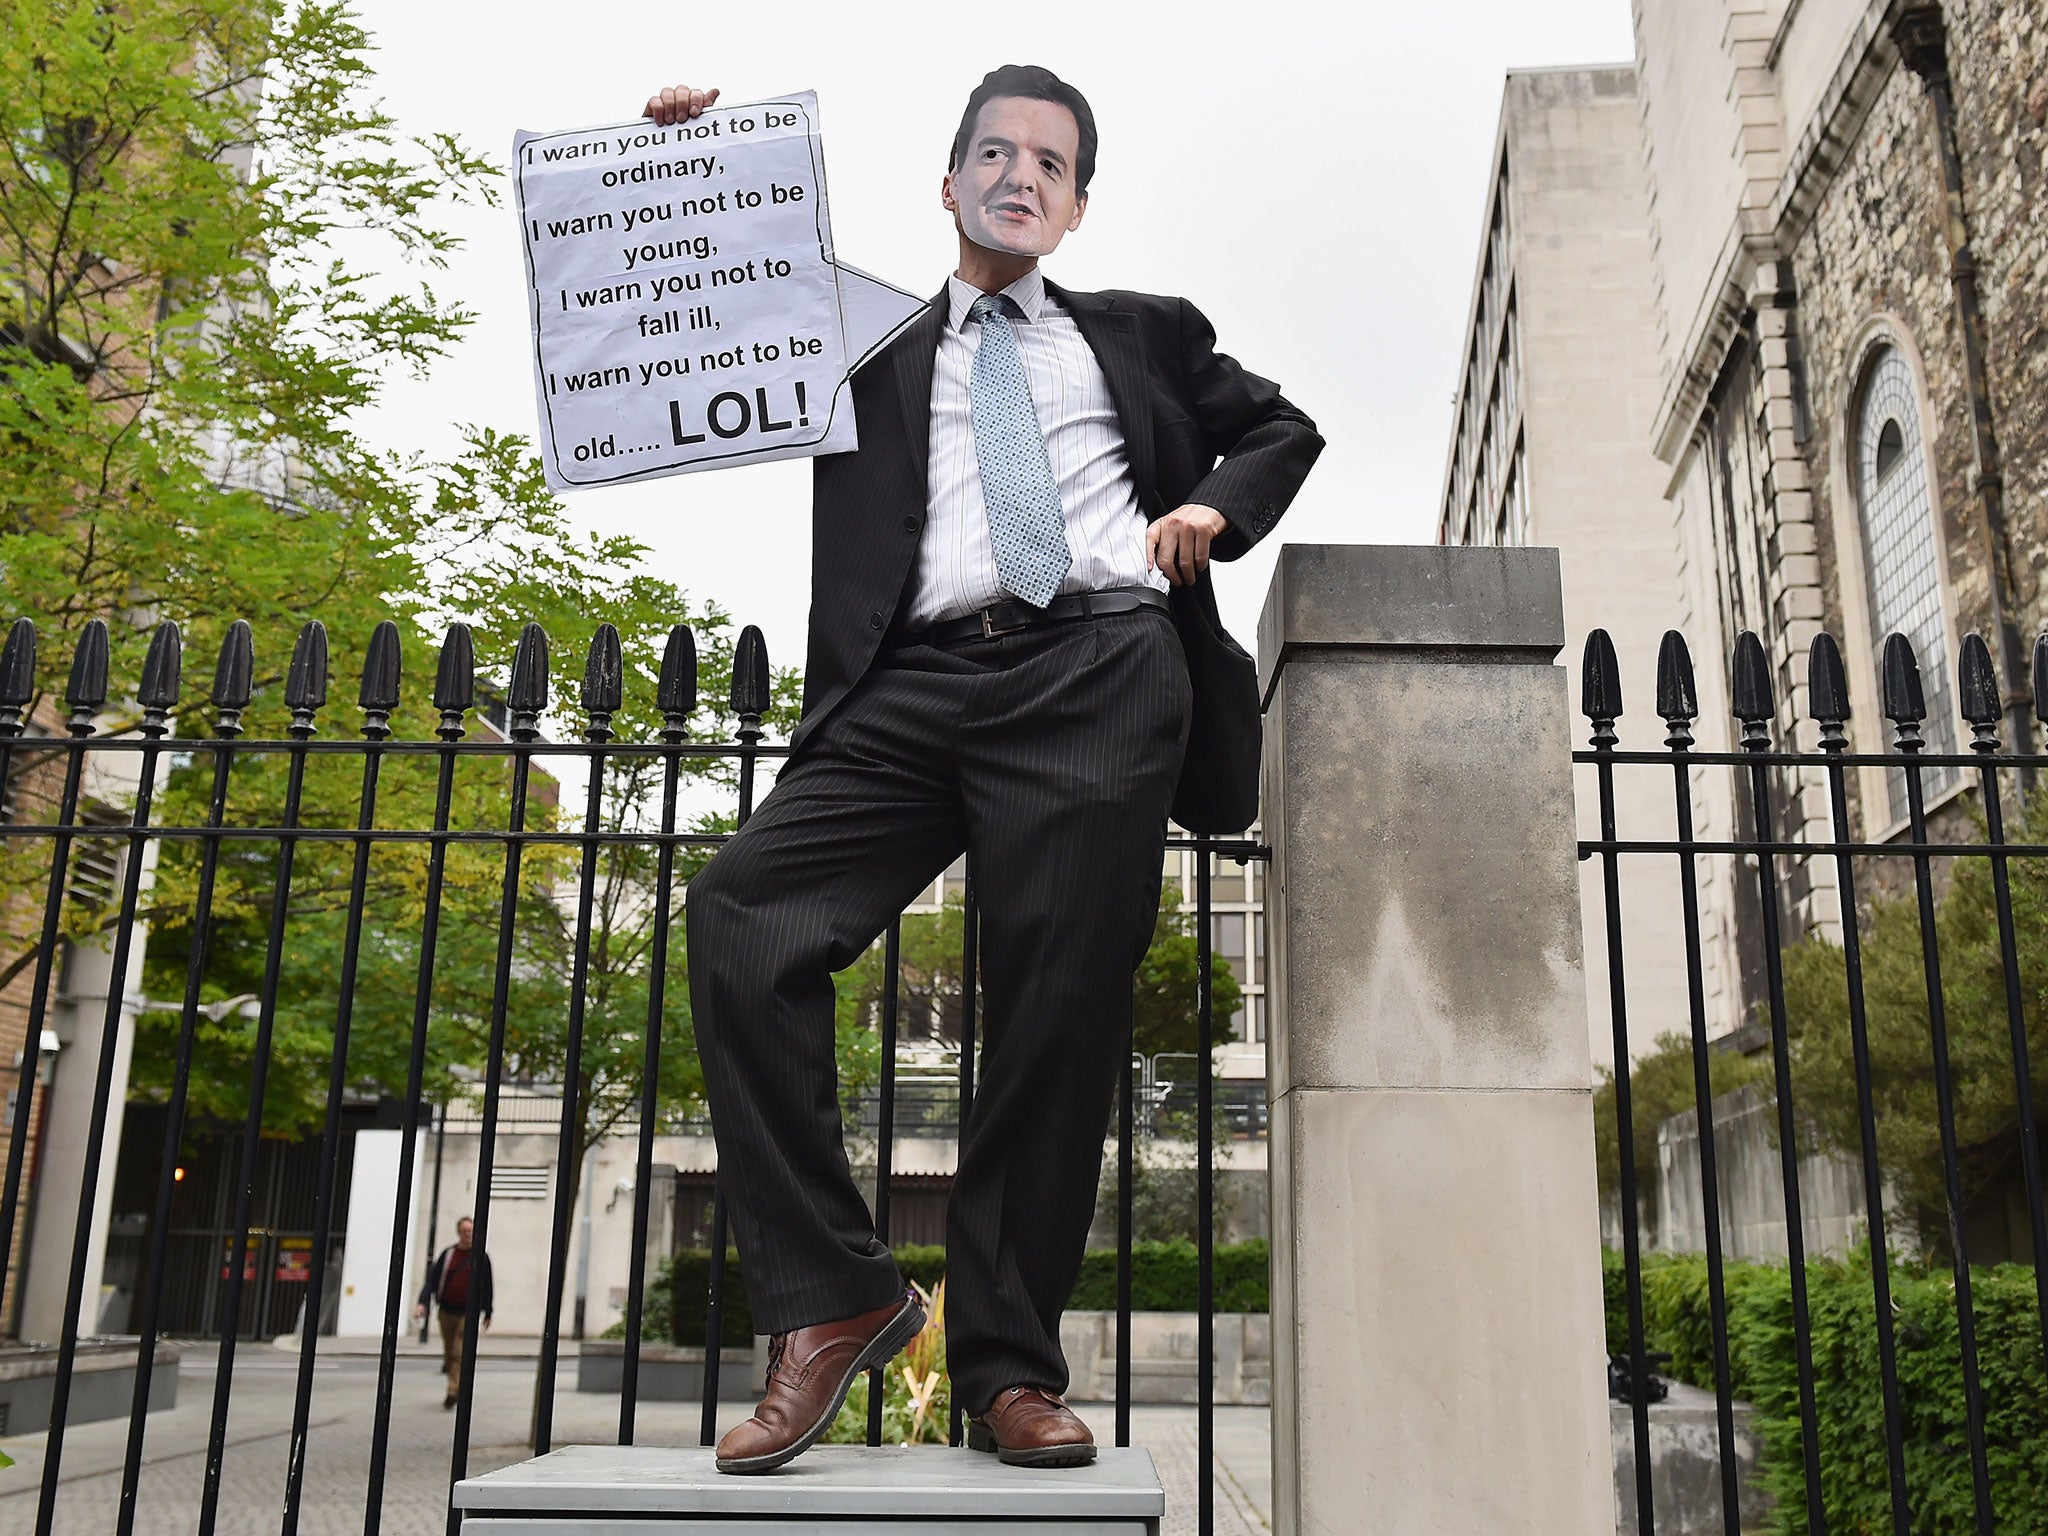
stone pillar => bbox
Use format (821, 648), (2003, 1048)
(1258, 545), (1614, 1536)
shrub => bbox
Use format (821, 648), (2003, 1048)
(1605, 1249), (2048, 1534)
(1067, 1239), (1270, 1313)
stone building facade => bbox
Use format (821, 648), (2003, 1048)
(1645, 0), (2046, 857)
(1445, 0), (2048, 1048)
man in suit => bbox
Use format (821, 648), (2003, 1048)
(646, 66), (1320, 1474)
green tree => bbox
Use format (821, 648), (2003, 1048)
(1594, 1030), (1766, 1227)
(1781, 788), (2048, 1254)
(1, 3), (811, 1159)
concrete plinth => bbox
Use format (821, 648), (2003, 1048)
(574, 1339), (763, 1401)
(452, 1444), (1163, 1533)
(1259, 545), (1615, 1536)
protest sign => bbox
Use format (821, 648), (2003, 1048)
(514, 93), (923, 492)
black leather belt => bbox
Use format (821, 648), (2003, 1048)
(901, 586), (1170, 648)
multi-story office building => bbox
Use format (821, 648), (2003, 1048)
(1437, 65), (1702, 1064)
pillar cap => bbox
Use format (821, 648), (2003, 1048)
(1257, 544), (1566, 705)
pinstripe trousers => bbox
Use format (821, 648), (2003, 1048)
(685, 607), (1191, 1415)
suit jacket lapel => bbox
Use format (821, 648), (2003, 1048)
(1050, 281), (1159, 512)
(890, 290), (948, 508)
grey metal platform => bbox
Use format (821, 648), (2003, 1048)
(452, 1443), (1163, 1533)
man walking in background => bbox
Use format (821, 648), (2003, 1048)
(414, 1215), (493, 1409)
(651, 64), (1320, 1475)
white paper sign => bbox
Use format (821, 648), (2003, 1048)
(515, 93), (916, 492)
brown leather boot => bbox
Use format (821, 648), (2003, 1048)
(714, 1289), (925, 1474)
(967, 1385), (1097, 1467)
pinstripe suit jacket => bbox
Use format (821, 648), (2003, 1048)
(794, 281), (1323, 780)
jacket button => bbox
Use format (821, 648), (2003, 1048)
(869, 612), (884, 629)
(903, 516), (921, 532)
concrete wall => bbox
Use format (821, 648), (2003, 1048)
(1060, 1310), (1269, 1407)
(1501, 67), (1703, 1068)
(1649, 1083), (1875, 1260)
(1632, 0), (1756, 396)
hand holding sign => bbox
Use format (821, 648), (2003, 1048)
(515, 90), (923, 491)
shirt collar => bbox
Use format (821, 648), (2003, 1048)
(947, 268), (1047, 331)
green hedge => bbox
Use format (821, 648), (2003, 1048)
(662, 1240), (1268, 1342)
(1602, 1250), (2048, 1534)
(1067, 1240), (1269, 1314)
(666, 1250), (753, 1346)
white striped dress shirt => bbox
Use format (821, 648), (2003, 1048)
(906, 269), (1167, 628)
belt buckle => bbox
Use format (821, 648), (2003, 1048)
(980, 605), (1028, 639)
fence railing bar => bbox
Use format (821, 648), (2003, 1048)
(0, 824), (1272, 859)
(364, 711), (465, 1536)
(283, 728), (391, 1534)
(1582, 640), (1657, 1536)
(1114, 1047), (1133, 1450)
(114, 714), (238, 1536)
(1732, 633), (1827, 1536)
(1967, 712), (2048, 1381)
(702, 632), (767, 1450)
(0, 702), (92, 1338)
(198, 710), (318, 1536)
(1651, 638), (1743, 1536)
(532, 719), (618, 1457)
(1895, 739), (1997, 1534)
(445, 619), (548, 1536)
(1811, 679), (1914, 1534)
(867, 918), (901, 1448)
(1577, 747), (2048, 769)
(1194, 841), (1216, 1536)
(621, 696), (690, 1444)
(949, 874), (978, 1449)
(1577, 837), (2048, 857)
(32, 696), (171, 1536)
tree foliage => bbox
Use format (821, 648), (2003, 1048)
(1594, 1029), (1767, 1225)
(1782, 789), (2048, 1253)
(1, 2), (805, 1181)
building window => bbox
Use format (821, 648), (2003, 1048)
(1854, 344), (1957, 819)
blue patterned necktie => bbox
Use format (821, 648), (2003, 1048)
(969, 293), (1072, 608)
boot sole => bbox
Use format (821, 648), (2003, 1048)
(966, 1420), (1097, 1467)
(714, 1294), (927, 1475)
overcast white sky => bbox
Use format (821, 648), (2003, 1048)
(347, 0), (1637, 654)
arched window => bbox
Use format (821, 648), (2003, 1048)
(1854, 344), (1956, 820)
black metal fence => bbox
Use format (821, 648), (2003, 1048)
(0, 614), (1255, 1536)
(1583, 623), (2048, 1536)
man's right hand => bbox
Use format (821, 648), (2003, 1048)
(644, 84), (720, 125)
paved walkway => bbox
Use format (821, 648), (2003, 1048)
(1, 1341), (1270, 1534)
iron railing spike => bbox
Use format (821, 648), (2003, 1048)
(2034, 633), (2048, 728)
(508, 622), (550, 741)
(581, 624), (625, 717)
(657, 625), (698, 722)
(1730, 630), (1774, 724)
(1880, 632), (1926, 724)
(138, 622), (184, 718)
(212, 621), (254, 712)
(1807, 632), (1851, 725)
(1654, 630), (1697, 723)
(67, 618), (111, 716)
(0, 619), (35, 714)
(1956, 632), (2000, 727)
(434, 623), (477, 715)
(360, 621), (403, 715)
(285, 621), (330, 713)
(731, 625), (770, 719)
(1580, 630), (1622, 722)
